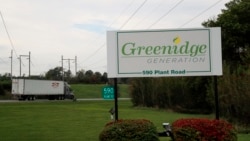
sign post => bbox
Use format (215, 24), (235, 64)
(214, 76), (219, 119)
(114, 78), (118, 121)
(102, 83), (118, 121)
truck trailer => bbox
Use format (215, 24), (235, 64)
(11, 79), (74, 100)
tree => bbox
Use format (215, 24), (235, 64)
(0, 83), (5, 95)
(93, 71), (102, 83)
(101, 72), (108, 83)
(84, 70), (94, 83)
(45, 67), (63, 80)
(64, 70), (72, 81)
(76, 69), (85, 83)
(202, 0), (250, 66)
(203, 0), (250, 125)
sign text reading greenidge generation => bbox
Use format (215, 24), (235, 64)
(122, 37), (207, 57)
(120, 36), (208, 75)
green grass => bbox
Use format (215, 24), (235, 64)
(71, 84), (130, 98)
(1, 84), (249, 140)
(0, 100), (249, 141)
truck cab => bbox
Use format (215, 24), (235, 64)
(64, 82), (74, 99)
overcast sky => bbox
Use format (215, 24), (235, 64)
(0, 0), (230, 77)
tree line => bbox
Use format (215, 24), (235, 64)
(0, 67), (109, 96)
(44, 67), (109, 84)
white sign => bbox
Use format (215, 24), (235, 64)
(107, 28), (222, 78)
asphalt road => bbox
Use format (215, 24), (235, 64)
(0, 98), (130, 103)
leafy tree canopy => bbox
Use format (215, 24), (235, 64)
(202, 0), (250, 65)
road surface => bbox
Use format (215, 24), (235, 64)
(0, 98), (131, 103)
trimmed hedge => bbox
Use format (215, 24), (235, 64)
(99, 119), (159, 141)
(172, 118), (237, 141)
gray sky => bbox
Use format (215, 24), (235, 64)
(0, 0), (229, 76)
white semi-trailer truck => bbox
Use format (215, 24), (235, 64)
(12, 79), (74, 100)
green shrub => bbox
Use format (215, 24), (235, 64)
(1, 81), (11, 91)
(172, 118), (237, 141)
(99, 119), (159, 141)
(0, 80), (11, 95)
(0, 84), (5, 95)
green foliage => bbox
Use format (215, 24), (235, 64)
(203, 0), (250, 126)
(172, 118), (237, 141)
(99, 119), (159, 141)
(45, 67), (63, 80)
(72, 70), (108, 84)
(129, 77), (212, 114)
(0, 79), (11, 95)
(202, 0), (250, 65)
(43, 67), (108, 84)
(0, 80), (12, 91)
(129, 78), (156, 107)
(0, 83), (5, 95)
(214, 63), (250, 125)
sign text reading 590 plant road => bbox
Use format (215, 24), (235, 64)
(107, 28), (222, 78)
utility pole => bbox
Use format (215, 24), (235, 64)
(19, 52), (30, 77)
(19, 56), (21, 77)
(61, 56), (77, 80)
(67, 58), (75, 72)
(75, 56), (77, 75)
(10, 50), (13, 79)
(62, 56), (64, 81)
(29, 51), (30, 77)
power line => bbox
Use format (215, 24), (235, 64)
(78, 0), (147, 68)
(147, 0), (184, 29)
(71, 1), (225, 73)
(76, 0), (225, 72)
(119, 0), (148, 29)
(108, 0), (136, 29)
(84, 56), (106, 68)
(103, 0), (220, 68)
(178, 0), (223, 28)
(79, 0), (135, 66)
(81, 43), (105, 63)
(0, 11), (18, 58)
(81, 0), (148, 70)
(132, 0), (165, 28)
(0, 57), (8, 64)
(80, 0), (182, 71)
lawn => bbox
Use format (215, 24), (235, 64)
(1, 84), (249, 140)
(0, 100), (249, 141)
(70, 84), (130, 98)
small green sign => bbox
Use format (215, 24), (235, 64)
(102, 86), (114, 99)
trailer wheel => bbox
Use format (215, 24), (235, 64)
(18, 96), (24, 101)
(48, 95), (55, 100)
(21, 95), (27, 101)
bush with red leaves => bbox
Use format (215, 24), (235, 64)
(172, 118), (237, 141)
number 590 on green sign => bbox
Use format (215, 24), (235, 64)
(102, 86), (114, 99)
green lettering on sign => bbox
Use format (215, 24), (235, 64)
(102, 86), (114, 99)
